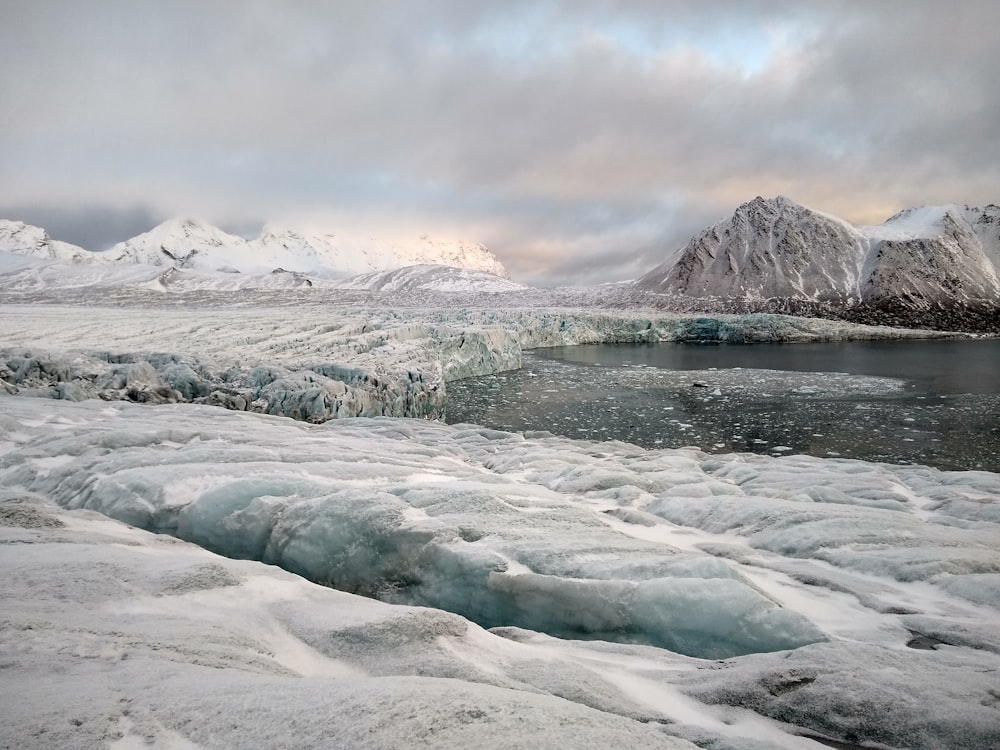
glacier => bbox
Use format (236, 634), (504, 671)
(0, 304), (953, 423)
(2, 396), (1000, 749)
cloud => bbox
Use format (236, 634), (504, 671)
(1, 1), (998, 284)
(0, 203), (166, 251)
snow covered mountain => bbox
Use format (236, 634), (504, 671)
(0, 217), (509, 279)
(859, 204), (1000, 307)
(249, 225), (510, 279)
(636, 196), (1000, 309)
(335, 263), (531, 293)
(103, 218), (510, 278)
(0, 219), (94, 264)
(103, 218), (251, 272)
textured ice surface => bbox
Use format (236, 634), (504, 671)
(0, 292), (995, 748)
(3, 399), (1000, 749)
(0, 304), (950, 423)
(0, 502), (701, 750)
(0, 398), (823, 659)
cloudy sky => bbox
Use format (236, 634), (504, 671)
(2, 1), (998, 285)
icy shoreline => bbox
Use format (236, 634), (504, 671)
(0, 304), (957, 422)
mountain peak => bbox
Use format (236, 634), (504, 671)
(0, 218), (91, 262)
(0, 216), (510, 279)
(636, 196), (1000, 309)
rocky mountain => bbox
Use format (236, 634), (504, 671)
(636, 197), (1000, 311)
(0, 217), (509, 279)
(859, 205), (1000, 307)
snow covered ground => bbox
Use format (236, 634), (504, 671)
(2, 397), (999, 749)
(1, 293), (997, 748)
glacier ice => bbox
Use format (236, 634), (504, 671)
(1, 289), (999, 748)
(0, 501), (704, 750)
(0, 398), (825, 658)
(3, 399), (1000, 749)
(0, 303), (952, 423)
(5, 395), (1000, 665)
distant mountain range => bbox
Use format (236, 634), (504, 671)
(2, 199), (999, 331)
(0, 217), (509, 279)
(636, 196), (1000, 310)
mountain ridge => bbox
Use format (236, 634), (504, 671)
(0, 217), (509, 279)
(636, 196), (1000, 310)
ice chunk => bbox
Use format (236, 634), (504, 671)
(487, 572), (824, 657)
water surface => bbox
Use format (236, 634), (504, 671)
(446, 339), (1000, 472)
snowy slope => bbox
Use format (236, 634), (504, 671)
(102, 218), (251, 271)
(637, 197), (1000, 308)
(249, 225), (510, 279)
(335, 263), (531, 293)
(103, 218), (510, 278)
(0, 219), (96, 263)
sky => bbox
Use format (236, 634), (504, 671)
(2, 1), (998, 286)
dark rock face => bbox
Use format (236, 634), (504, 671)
(638, 196), (866, 302)
(861, 212), (1000, 307)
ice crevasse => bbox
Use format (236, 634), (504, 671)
(0, 397), (831, 659)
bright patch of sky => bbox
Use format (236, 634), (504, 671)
(600, 21), (779, 75)
(462, 9), (785, 75)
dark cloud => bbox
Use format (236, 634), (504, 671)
(1, 1), (998, 284)
(0, 204), (167, 251)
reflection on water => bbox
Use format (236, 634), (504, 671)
(445, 340), (1000, 472)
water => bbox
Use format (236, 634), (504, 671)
(445, 339), (1000, 472)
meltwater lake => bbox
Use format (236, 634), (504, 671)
(446, 338), (1000, 472)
